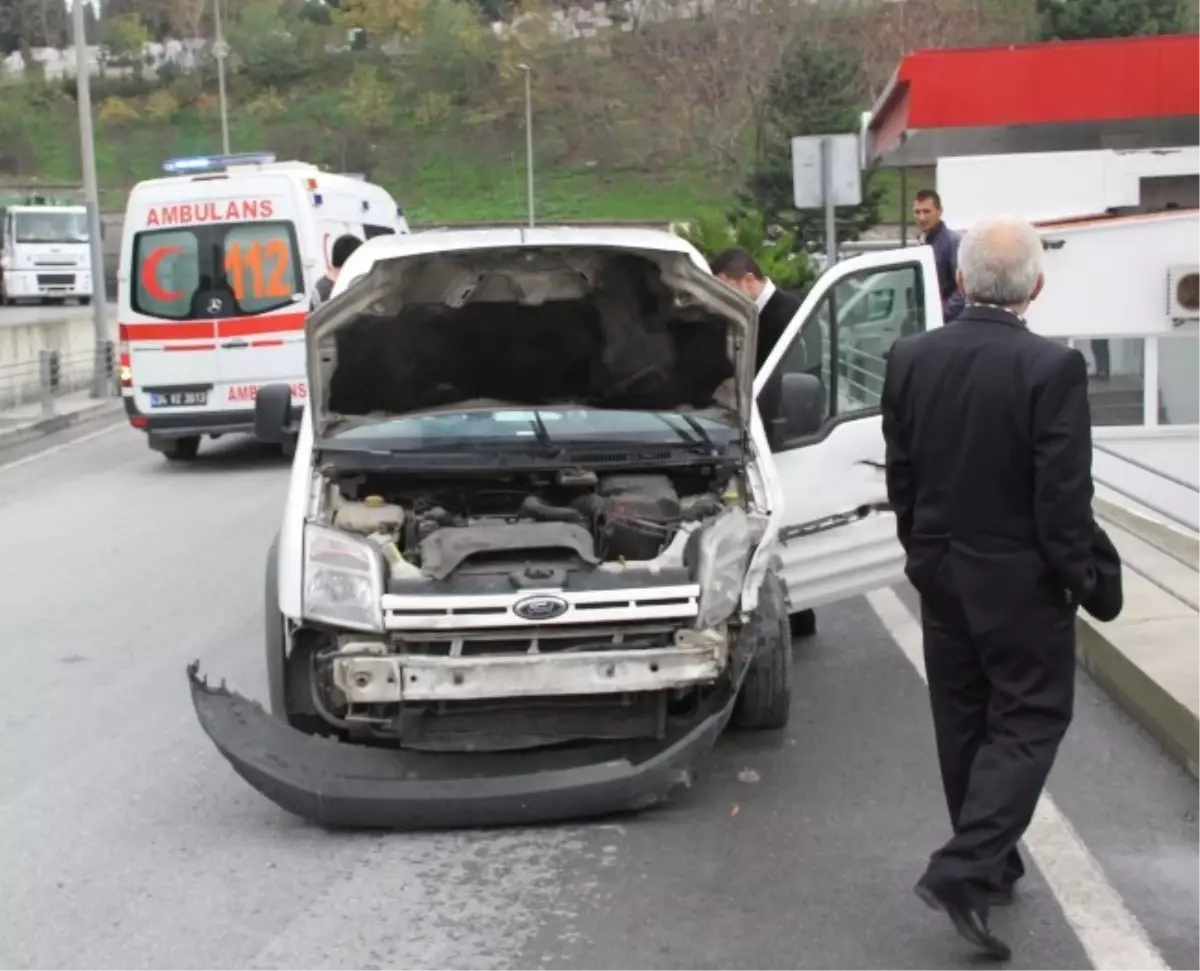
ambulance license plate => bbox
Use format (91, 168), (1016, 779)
(149, 390), (207, 408)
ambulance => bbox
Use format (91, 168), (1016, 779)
(118, 152), (409, 460)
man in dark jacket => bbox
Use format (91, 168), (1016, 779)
(710, 247), (819, 638)
(881, 218), (1097, 961)
(913, 189), (965, 322)
(709, 248), (808, 372)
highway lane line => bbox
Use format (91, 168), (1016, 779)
(866, 586), (1171, 971)
(0, 421), (127, 473)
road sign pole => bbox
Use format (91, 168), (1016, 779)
(792, 132), (862, 272)
(821, 136), (837, 269)
(72, 0), (110, 400)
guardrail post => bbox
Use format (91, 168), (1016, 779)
(102, 340), (118, 396)
(38, 349), (57, 418)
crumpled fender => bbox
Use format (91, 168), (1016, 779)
(187, 661), (738, 830)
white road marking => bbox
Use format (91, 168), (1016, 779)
(0, 421), (127, 473)
(866, 586), (1170, 971)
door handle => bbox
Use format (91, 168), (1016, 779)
(858, 459), (886, 470)
(221, 339), (248, 349)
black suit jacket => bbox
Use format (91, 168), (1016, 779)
(881, 305), (1098, 622)
(757, 286), (802, 372)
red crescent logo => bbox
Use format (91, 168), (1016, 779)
(141, 245), (184, 302)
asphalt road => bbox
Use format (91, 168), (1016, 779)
(1, 418), (1196, 971)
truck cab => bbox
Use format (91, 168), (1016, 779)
(0, 202), (94, 306)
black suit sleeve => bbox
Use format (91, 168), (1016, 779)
(881, 343), (914, 551)
(1032, 348), (1096, 601)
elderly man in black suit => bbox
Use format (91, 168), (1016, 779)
(881, 218), (1105, 960)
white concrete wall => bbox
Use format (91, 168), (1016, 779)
(0, 313), (117, 367)
(938, 148), (1200, 227)
(1024, 213), (1200, 340)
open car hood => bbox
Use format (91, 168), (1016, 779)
(305, 229), (759, 436)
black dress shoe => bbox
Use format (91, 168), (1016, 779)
(915, 878), (1013, 961)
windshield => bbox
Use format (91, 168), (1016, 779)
(14, 211), (88, 244)
(131, 221), (305, 320)
(322, 408), (739, 452)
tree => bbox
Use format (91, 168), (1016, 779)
(1037, 0), (1196, 39)
(334, 0), (428, 44)
(676, 210), (816, 293)
(101, 12), (151, 70)
(740, 39), (883, 252)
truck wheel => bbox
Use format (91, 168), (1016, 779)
(160, 436), (201, 461)
(790, 608), (817, 638)
(732, 572), (793, 731)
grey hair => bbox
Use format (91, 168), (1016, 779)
(957, 218), (1043, 307)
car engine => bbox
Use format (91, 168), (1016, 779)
(324, 467), (733, 581)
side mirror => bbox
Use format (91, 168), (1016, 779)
(778, 372), (825, 440)
(254, 383), (295, 446)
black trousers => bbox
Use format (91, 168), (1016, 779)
(918, 573), (1076, 902)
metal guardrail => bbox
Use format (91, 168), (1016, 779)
(1092, 441), (1198, 534)
(0, 342), (118, 416)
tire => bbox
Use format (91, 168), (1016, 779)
(790, 608), (817, 639)
(732, 572), (794, 731)
(79, 296), (91, 306)
(160, 436), (201, 461)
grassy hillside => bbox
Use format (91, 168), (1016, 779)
(4, 91), (916, 223)
(0, 11), (926, 226)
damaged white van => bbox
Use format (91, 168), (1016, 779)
(188, 228), (941, 829)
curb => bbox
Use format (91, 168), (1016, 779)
(1094, 495), (1199, 564)
(0, 398), (121, 451)
(1080, 502), (1199, 779)
(1076, 616), (1199, 779)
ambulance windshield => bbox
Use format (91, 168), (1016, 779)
(131, 221), (304, 320)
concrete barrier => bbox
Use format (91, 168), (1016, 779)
(0, 310), (118, 367)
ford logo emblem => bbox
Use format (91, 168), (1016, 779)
(513, 594), (568, 621)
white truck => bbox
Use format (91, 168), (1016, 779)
(0, 201), (94, 306)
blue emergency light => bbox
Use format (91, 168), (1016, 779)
(161, 152), (277, 175)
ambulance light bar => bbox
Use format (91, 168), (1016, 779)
(162, 152), (278, 175)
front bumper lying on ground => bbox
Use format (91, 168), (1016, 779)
(187, 661), (737, 829)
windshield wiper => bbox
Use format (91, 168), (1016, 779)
(655, 413), (720, 453)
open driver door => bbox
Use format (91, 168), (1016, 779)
(755, 246), (943, 614)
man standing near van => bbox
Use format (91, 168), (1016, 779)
(311, 234), (363, 308)
(912, 190), (964, 322)
(711, 247), (819, 639)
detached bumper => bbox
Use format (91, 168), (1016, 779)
(187, 661), (736, 830)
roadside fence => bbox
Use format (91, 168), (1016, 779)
(0, 343), (119, 415)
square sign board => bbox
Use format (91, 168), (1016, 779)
(792, 133), (862, 209)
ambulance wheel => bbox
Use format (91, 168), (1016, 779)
(79, 297), (91, 306)
(160, 436), (201, 461)
(732, 572), (793, 731)
(790, 608), (817, 638)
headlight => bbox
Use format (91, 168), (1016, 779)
(694, 507), (754, 629)
(302, 524), (385, 632)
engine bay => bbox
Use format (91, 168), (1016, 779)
(323, 465), (741, 581)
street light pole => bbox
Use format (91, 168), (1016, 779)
(518, 63), (534, 227)
(72, 0), (110, 400)
(213, 0), (231, 154)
